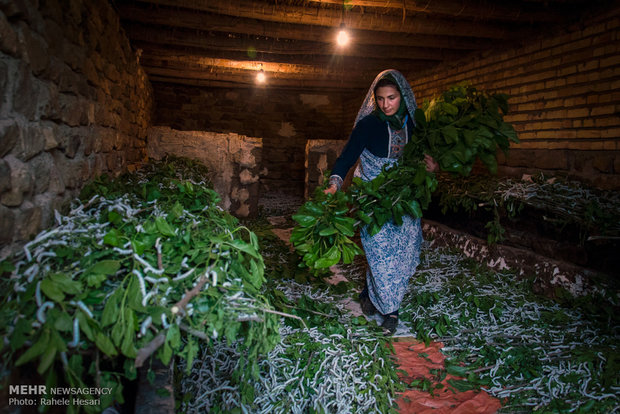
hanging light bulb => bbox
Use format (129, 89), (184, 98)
(256, 67), (266, 83)
(337, 22), (349, 47)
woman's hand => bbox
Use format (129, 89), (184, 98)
(424, 154), (439, 173)
(323, 184), (338, 195)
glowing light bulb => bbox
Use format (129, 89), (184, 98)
(337, 23), (349, 47)
(256, 69), (266, 83)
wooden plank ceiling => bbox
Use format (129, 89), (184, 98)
(113, 0), (599, 90)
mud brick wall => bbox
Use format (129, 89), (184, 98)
(152, 83), (359, 195)
(148, 127), (262, 218)
(404, 6), (620, 190)
(0, 0), (153, 256)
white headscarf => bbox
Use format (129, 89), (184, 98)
(353, 69), (418, 128)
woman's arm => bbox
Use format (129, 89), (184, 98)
(324, 117), (373, 193)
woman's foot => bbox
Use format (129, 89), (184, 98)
(360, 295), (377, 315)
(381, 312), (399, 335)
(359, 286), (377, 315)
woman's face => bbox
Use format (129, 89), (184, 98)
(375, 85), (401, 116)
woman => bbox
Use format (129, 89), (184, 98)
(324, 69), (438, 334)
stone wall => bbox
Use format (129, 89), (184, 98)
(152, 83), (360, 195)
(304, 139), (347, 199)
(0, 0), (153, 256)
(403, 5), (620, 190)
(148, 127), (262, 218)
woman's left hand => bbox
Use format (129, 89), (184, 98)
(424, 154), (439, 173)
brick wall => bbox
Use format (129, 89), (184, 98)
(152, 83), (359, 195)
(406, 6), (620, 189)
(0, 0), (153, 256)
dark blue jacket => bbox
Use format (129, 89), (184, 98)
(332, 114), (414, 179)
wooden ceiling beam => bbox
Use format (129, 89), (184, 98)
(117, 3), (498, 50)
(134, 42), (435, 73)
(125, 24), (469, 61)
(148, 75), (368, 91)
(143, 66), (373, 89)
(308, 0), (574, 23)
(139, 54), (430, 83)
(135, 0), (521, 39)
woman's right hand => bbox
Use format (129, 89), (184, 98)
(323, 184), (338, 195)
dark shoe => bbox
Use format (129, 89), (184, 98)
(359, 286), (376, 315)
(381, 314), (399, 335)
(360, 295), (377, 315)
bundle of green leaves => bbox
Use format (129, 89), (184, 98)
(349, 160), (437, 237)
(291, 188), (363, 270)
(0, 157), (279, 413)
(406, 83), (519, 175)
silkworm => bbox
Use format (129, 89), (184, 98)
(161, 313), (170, 329)
(145, 276), (168, 284)
(24, 263), (39, 283)
(67, 318), (80, 347)
(36, 301), (54, 323)
(35, 281), (42, 307)
(142, 291), (155, 307)
(133, 253), (164, 275)
(54, 209), (63, 225)
(132, 269), (147, 298)
(113, 247), (133, 255)
(75, 301), (93, 318)
(172, 268), (195, 282)
(35, 251), (57, 263)
(139, 316), (153, 336)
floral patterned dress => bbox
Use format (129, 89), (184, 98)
(355, 122), (423, 315)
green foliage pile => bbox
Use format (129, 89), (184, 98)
(0, 157), (279, 413)
(291, 84), (519, 266)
